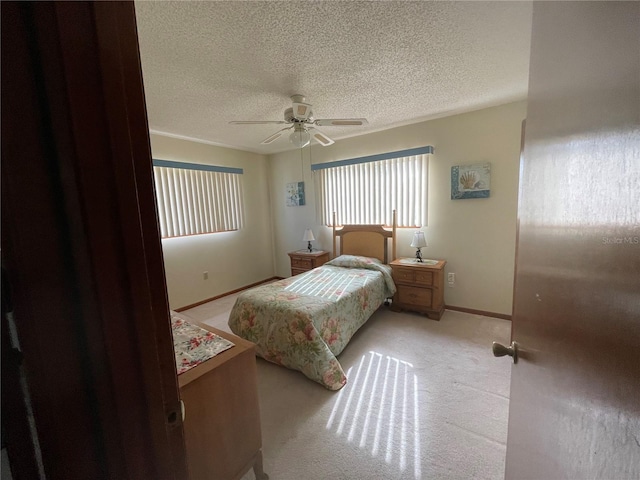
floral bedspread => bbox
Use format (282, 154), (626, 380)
(171, 312), (235, 375)
(228, 256), (396, 390)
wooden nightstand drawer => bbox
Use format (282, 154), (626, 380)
(393, 268), (414, 284)
(414, 271), (433, 286)
(398, 285), (432, 307)
(393, 266), (433, 287)
(291, 257), (312, 269)
(288, 250), (329, 276)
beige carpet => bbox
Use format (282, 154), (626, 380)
(184, 294), (512, 480)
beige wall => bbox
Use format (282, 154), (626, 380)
(150, 134), (274, 309)
(268, 101), (526, 315)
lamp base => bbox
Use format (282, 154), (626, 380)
(307, 241), (313, 253)
(415, 248), (423, 263)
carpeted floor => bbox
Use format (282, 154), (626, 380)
(184, 293), (512, 480)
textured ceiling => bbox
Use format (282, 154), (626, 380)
(135, 1), (532, 155)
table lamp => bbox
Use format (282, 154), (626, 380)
(303, 229), (315, 253)
(410, 231), (427, 263)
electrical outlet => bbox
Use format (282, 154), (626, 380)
(203, 271), (209, 280)
(448, 272), (455, 286)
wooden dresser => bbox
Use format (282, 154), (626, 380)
(389, 258), (446, 320)
(288, 250), (330, 276)
(178, 325), (267, 480)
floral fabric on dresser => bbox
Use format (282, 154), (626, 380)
(228, 256), (396, 390)
(171, 312), (235, 375)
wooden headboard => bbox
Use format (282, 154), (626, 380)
(332, 210), (397, 263)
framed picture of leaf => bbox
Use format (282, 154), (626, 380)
(451, 163), (491, 199)
(286, 181), (306, 206)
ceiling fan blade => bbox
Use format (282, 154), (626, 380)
(261, 126), (292, 145)
(314, 118), (368, 127)
(292, 102), (313, 121)
(229, 121), (288, 125)
(308, 127), (335, 146)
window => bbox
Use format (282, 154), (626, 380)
(312, 146), (432, 227)
(152, 159), (244, 238)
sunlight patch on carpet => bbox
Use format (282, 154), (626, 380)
(326, 351), (422, 479)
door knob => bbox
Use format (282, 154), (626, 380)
(492, 341), (518, 364)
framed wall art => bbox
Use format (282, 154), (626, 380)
(286, 181), (306, 206)
(451, 163), (491, 199)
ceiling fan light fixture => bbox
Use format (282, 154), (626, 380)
(289, 127), (310, 148)
(230, 94), (368, 148)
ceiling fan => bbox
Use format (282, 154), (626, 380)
(229, 94), (368, 148)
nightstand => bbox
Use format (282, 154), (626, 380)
(288, 250), (330, 276)
(178, 325), (267, 480)
(389, 258), (446, 320)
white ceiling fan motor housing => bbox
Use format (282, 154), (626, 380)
(284, 107), (314, 124)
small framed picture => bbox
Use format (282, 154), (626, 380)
(286, 181), (306, 206)
(451, 163), (491, 199)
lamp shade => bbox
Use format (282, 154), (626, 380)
(410, 231), (427, 248)
(303, 229), (315, 242)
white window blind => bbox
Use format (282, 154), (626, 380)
(152, 160), (244, 238)
(313, 146), (432, 227)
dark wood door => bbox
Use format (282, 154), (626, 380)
(505, 2), (640, 478)
(1, 2), (188, 479)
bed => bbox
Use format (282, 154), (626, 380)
(228, 212), (397, 390)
